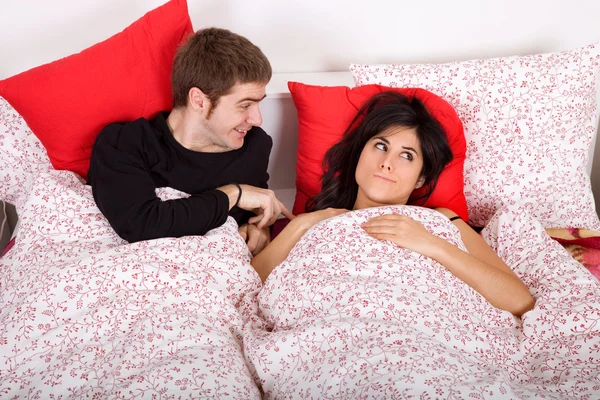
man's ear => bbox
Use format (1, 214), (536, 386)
(188, 87), (211, 116)
(415, 177), (425, 189)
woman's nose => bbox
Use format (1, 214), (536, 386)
(379, 162), (392, 171)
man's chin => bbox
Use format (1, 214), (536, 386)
(229, 139), (245, 150)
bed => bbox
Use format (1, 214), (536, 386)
(2, 0), (600, 398)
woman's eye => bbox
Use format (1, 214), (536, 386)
(375, 142), (387, 151)
(401, 152), (413, 161)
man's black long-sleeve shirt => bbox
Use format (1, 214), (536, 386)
(88, 112), (272, 243)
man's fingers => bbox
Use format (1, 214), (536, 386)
(265, 202), (280, 227)
(280, 203), (296, 220)
(247, 195), (295, 228)
(256, 205), (272, 230)
(248, 214), (263, 225)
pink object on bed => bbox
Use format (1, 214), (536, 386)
(0, 237), (14, 258)
(548, 228), (600, 281)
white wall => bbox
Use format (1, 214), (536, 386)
(1, 0), (600, 210)
(2, 0), (600, 78)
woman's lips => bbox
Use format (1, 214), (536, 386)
(373, 173), (396, 183)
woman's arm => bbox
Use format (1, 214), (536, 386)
(251, 208), (347, 282)
(362, 208), (535, 317)
(250, 217), (310, 282)
(433, 208), (535, 316)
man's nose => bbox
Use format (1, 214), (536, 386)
(248, 105), (263, 126)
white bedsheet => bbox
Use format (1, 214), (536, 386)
(245, 206), (600, 399)
(0, 171), (262, 398)
(2, 171), (600, 399)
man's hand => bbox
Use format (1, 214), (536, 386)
(219, 184), (295, 229)
(238, 223), (271, 256)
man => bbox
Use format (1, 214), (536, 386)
(88, 27), (293, 254)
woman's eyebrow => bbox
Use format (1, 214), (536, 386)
(373, 136), (419, 156)
(372, 136), (390, 143)
(402, 146), (419, 156)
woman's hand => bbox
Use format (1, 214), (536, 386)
(361, 213), (441, 257)
(364, 210), (535, 317)
(238, 223), (270, 256)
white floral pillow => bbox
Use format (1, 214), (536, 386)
(350, 43), (600, 229)
(0, 96), (52, 212)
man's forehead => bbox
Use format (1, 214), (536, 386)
(227, 82), (267, 101)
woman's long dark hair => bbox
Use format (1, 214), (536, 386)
(306, 91), (453, 211)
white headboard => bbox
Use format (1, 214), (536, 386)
(262, 72), (355, 210)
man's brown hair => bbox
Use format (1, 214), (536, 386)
(171, 27), (272, 110)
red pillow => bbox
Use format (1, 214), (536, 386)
(288, 82), (468, 221)
(0, 0), (193, 180)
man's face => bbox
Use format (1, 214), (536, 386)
(200, 82), (267, 152)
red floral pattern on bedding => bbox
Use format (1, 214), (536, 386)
(0, 97), (52, 211)
(246, 205), (600, 398)
(0, 172), (262, 398)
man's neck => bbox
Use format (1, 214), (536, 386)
(167, 108), (221, 152)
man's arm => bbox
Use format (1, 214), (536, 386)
(228, 129), (273, 225)
(89, 125), (231, 243)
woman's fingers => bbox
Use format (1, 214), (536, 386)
(364, 232), (396, 242)
(363, 214), (407, 228)
(362, 224), (396, 234)
(246, 226), (260, 252)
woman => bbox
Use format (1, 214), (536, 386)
(252, 91), (535, 317)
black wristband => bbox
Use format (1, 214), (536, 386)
(449, 215), (461, 222)
(233, 183), (242, 208)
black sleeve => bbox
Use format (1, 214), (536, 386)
(228, 131), (273, 225)
(88, 124), (230, 243)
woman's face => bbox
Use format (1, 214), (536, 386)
(353, 126), (424, 210)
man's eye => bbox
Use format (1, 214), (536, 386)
(240, 104), (251, 110)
